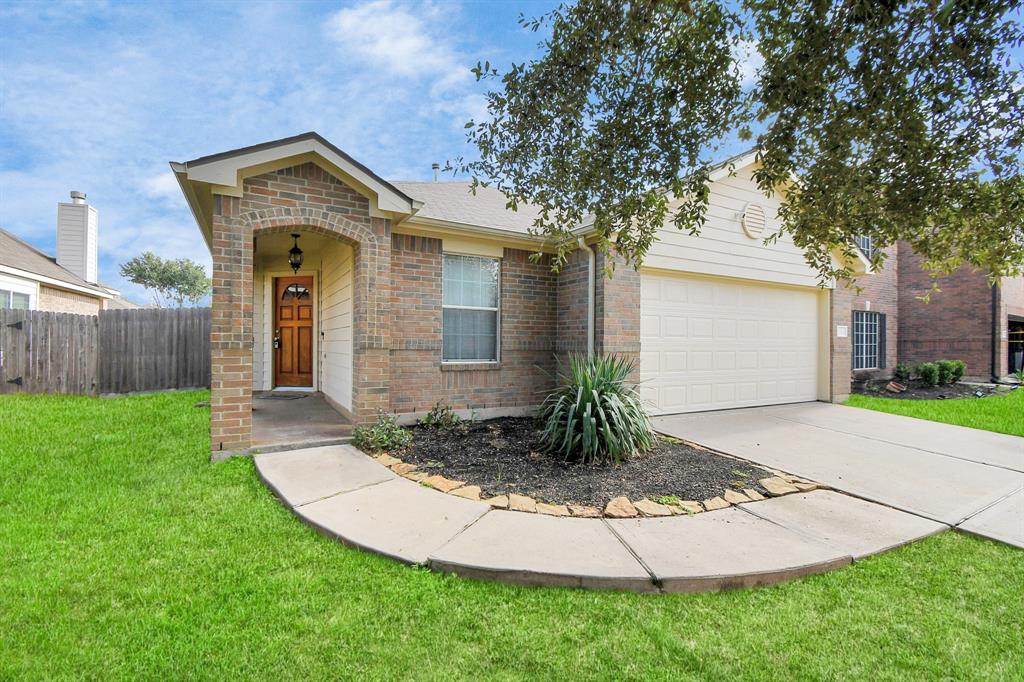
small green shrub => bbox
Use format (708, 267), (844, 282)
(893, 363), (913, 382)
(539, 353), (655, 464)
(949, 359), (966, 382)
(918, 362), (940, 386)
(418, 401), (464, 432)
(352, 412), (412, 453)
(936, 360), (956, 385)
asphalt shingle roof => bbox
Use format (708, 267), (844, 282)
(390, 182), (542, 235)
(0, 227), (111, 295)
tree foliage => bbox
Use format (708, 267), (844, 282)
(119, 252), (211, 307)
(460, 0), (1024, 283)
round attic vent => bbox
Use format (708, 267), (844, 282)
(741, 203), (767, 239)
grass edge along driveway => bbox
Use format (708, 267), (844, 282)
(1, 391), (1022, 680)
(847, 387), (1024, 438)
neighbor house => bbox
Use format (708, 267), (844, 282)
(898, 248), (1024, 380)
(0, 192), (136, 314)
(172, 133), (881, 456)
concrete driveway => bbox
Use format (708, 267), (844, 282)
(653, 402), (1024, 548)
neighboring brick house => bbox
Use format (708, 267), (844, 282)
(174, 133), (876, 456)
(0, 192), (127, 314)
(898, 245), (1024, 380)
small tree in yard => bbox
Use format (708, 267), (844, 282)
(119, 252), (211, 307)
(458, 1), (1024, 285)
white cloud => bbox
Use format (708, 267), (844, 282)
(141, 171), (181, 202)
(734, 39), (763, 89)
(324, 0), (468, 88)
(0, 1), (497, 304)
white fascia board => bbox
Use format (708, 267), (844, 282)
(0, 265), (114, 299)
(184, 139), (415, 214)
(708, 151), (760, 182)
(171, 162), (213, 252)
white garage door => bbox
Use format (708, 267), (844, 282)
(640, 272), (820, 415)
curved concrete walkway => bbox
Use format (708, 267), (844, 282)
(255, 444), (945, 593)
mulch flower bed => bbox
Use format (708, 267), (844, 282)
(366, 417), (821, 518)
(855, 379), (999, 401)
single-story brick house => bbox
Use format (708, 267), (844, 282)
(172, 132), (877, 456)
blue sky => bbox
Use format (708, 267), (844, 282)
(0, 0), (555, 303)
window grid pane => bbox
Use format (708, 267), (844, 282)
(11, 292), (30, 310)
(856, 235), (874, 260)
(853, 311), (879, 370)
(443, 254), (498, 308)
(442, 254), (499, 361)
(0, 289), (10, 309)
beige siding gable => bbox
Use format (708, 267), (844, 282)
(645, 165), (828, 289)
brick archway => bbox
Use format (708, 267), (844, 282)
(209, 182), (392, 457)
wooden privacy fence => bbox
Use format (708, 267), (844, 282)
(0, 307), (210, 396)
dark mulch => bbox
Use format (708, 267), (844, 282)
(854, 379), (998, 401)
(398, 417), (773, 507)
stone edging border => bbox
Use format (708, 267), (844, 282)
(369, 451), (825, 519)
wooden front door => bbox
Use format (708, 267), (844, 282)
(273, 276), (314, 387)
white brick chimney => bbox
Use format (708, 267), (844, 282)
(56, 190), (99, 284)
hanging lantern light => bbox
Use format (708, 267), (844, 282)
(287, 233), (304, 274)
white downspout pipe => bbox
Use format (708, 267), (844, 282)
(578, 237), (595, 357)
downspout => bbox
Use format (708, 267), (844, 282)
(578, 237), (595, 357)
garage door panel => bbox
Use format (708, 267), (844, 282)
(641, 272), (819, 415)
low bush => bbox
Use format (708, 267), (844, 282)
(418, 401), (465, 432)
(893, 363), (913, 382)
(539, 353), (655, 464)
(936, 360), (956, 385)
(918, 362), (940, 386)
(352, 412), (412, 453)
(949, 360), (966, 382)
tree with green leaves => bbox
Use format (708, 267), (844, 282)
(119, 252), (211, 307)
(459, 0), (1024, 284)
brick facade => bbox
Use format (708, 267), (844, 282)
(897, 244), (995, 379)
(832, 245), (899, 389)
(555, 247), (590, 362)
(594, 251), (641, 379)
(209, 163), (390, 454)
(388, 233), (557, 416)
(37, 285), (103, 315)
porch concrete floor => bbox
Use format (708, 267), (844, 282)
(251, 392), (353, 452)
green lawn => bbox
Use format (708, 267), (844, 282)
(847, 387), (1024, 437)
(2, 392), (1023, 680)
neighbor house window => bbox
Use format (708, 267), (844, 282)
(853, 310), (885, 370)
(855, 235), (875, 260)
(442, 254), (499, 362)
(0, 289), (30, 310)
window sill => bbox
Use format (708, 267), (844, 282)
(441, 361), (501, 372)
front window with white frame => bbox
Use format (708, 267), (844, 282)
(0, 289), (31, 310)
(853, 310), (882, 370)
(442, 254), (499, 362)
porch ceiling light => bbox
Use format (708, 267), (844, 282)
(288, 233), (304, 274)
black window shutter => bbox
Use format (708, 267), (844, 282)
(877, 312), (887, 369)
